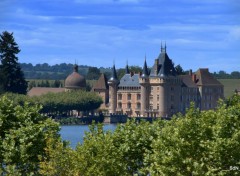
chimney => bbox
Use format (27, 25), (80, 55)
(189, 69), (192, 76)
(154, 59), (159, 75)
(192, 74), (196, 83)
(130, 71), (134, 77)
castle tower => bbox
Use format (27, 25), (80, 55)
(148, 43), (182, 117)
(139, 58), (150, 116)
(92, 73), (109, 109)
(108, 64), (119, 114)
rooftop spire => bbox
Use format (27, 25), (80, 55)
(161, 41), (167, 53)
(109, 63), (118, 82)
(141, 56), (149, 78)
(73, 64), (78, 72)
(125, 60), (130, 74)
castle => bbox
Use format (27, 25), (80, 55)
(92, 45), (224, 117)
(28, 45), (224, 118)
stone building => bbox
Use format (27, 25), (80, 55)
(106, 45), (224, 117)
(28, 64), (86, 96)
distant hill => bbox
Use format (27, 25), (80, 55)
(20, 63), (112, 80)
(20, 63), (240, 80)
(218, 79), (240, 98)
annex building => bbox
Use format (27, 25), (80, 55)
(93, 45), (224, 117)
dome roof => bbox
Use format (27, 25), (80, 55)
(65, 65), (86, 89)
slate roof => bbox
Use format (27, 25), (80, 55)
(92, 73), (109, 90)
(118, 74), (140, 87)
(141, 59), (149, 78)
(150, 46), (176, 77)
(28, 87), (65, 97)
(179, 75), (198, 88)
(195, 68), (223, 86)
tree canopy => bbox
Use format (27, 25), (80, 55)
(0, 31), (27, 94)
(0, 96), (60, 175)
(39, 94), (240, 175)
(1, 90), (103, 117)
(0, 93), (240, 175)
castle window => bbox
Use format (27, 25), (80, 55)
(219, 88), (222, 93)
(171, 87), (174, 91)
(205, 88), (208, 93)
(209, 88), (212, 93)
(118, 102), (122, 109)
(127, 103), (131, 109)
(136, 103), (141, 109)
(127, 94), (131, 100)
(157, 95), (159, 101)
(150, 105), (153, 110)
(171, 95), (174, 101)
(150, 95), (153, 101)
(157, 104), (159, 110)
(118, 94), (122, 100)
(137, 94), (141, 100)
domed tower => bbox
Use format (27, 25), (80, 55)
(65, 64), (86, 91)
(108, 64), (119, 114)
(139, 58), (150, 116)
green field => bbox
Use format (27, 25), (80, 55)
(218, 79), (240, 98)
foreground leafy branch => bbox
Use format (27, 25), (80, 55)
(1, 94), (240, 175)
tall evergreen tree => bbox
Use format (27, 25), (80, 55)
(0, 31), (27, 94)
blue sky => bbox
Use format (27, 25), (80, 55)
(1, 0), (240, 73)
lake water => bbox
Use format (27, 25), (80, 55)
(60, 124), (117, 148)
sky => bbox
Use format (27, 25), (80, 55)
(0, 0), (240, 73)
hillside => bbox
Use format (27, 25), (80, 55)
(218, 79), (240, 98)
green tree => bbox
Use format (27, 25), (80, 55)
(175, 64), (185, 75)
(0, 31), (27, 94)
(86, 67), (101, 80)
(33, 90), (103, 116)
(0, 96), (60, 175)
(231, 71), (240, 79)
(40, 95), (240, 175)
(53, 80), (61, 87)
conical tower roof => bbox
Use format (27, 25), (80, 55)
(108, 64), (119, 83)
(92, 73), (109, 90)
(125, 62), (130, 74)
(141, 57), (149, 78)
